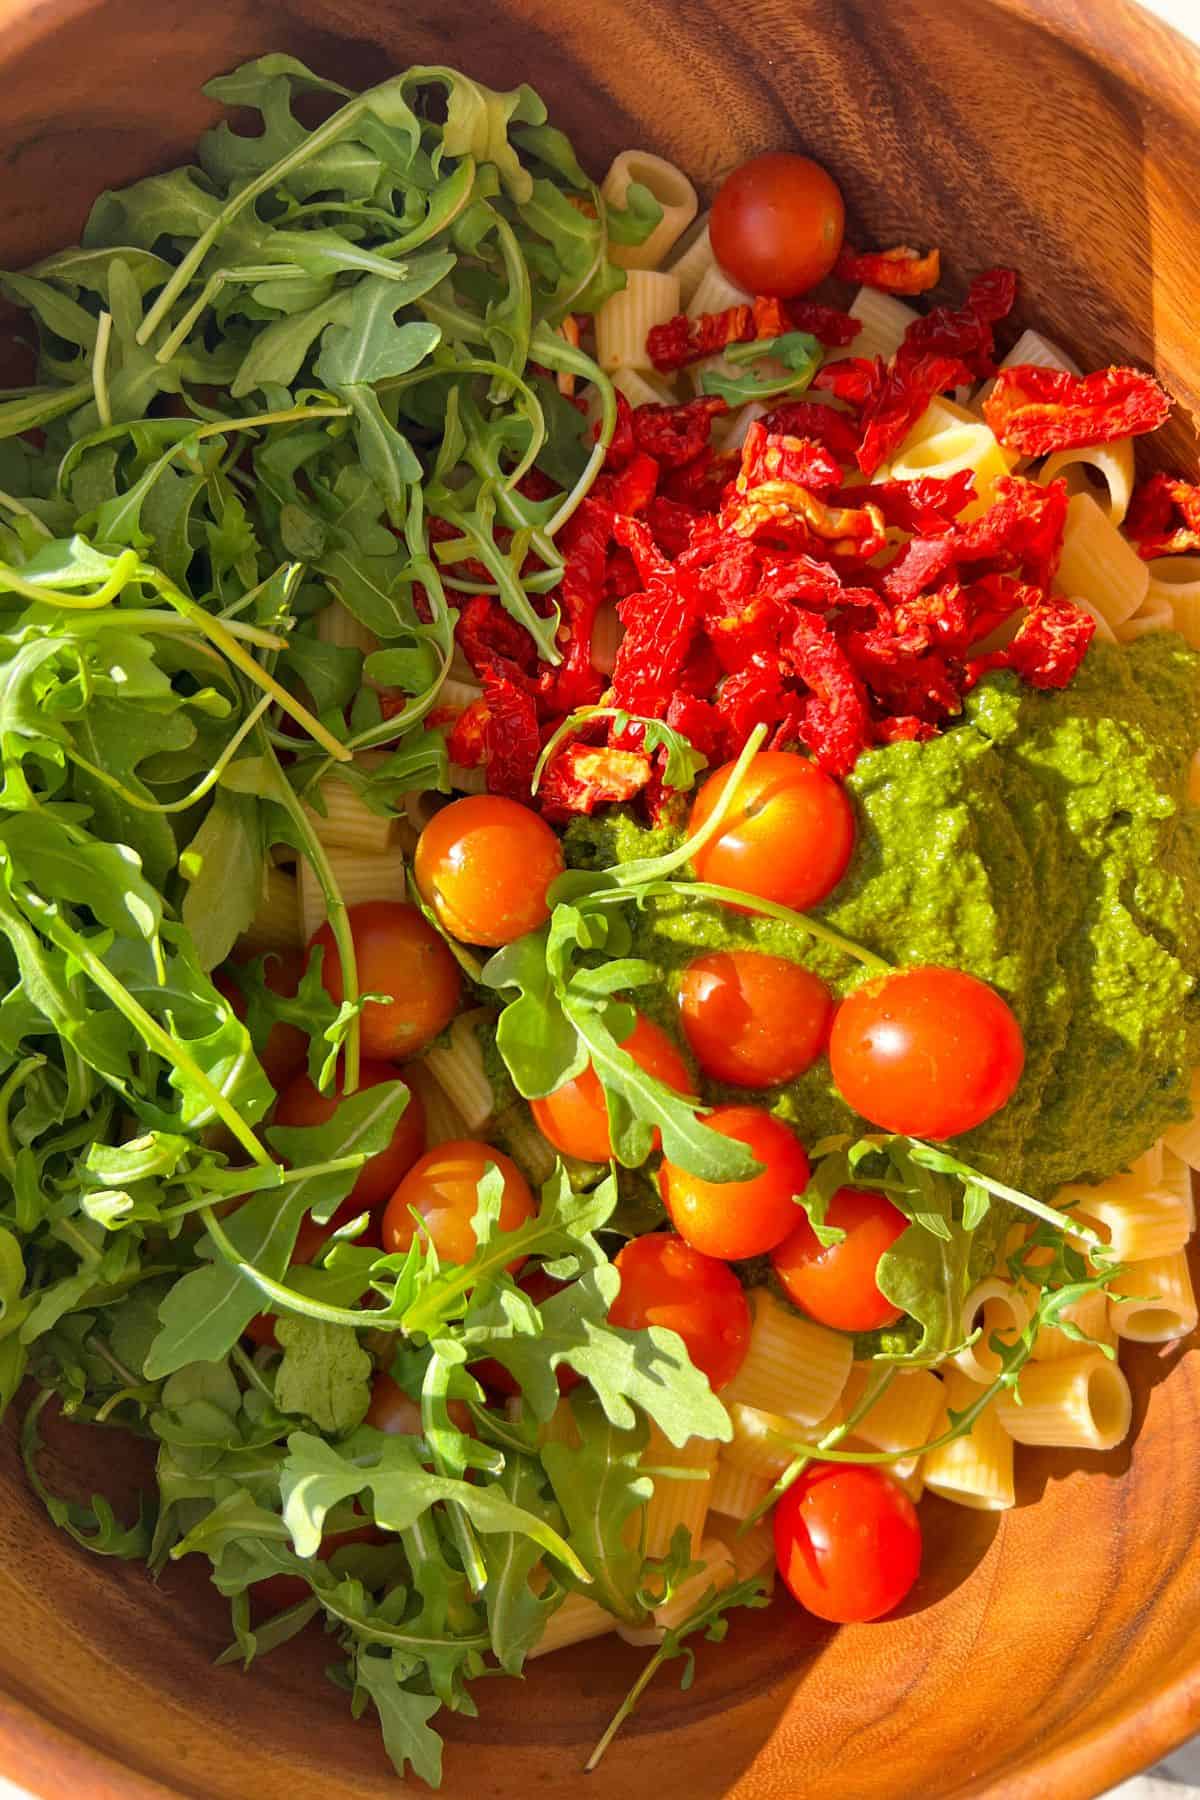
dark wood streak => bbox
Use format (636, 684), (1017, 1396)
(1, 0), (1200, 1796)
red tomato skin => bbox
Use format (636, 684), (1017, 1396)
(310, 900), (461, 1061)
(414, 794), (565, 947)
(710, 152), (845, 298)
(471, 1267), (583, 1398)
(215, 947), (308, 1093)
(678, 951), (832, 1089)
(530, 1012), (692, 1164)
(659, 1106), (811, 1260)
(770, 1185), (908, 1331)
(381, 1140), (535, 1267)
(273, 1061), (426, 1211)
(828, 966), (1025, 1139)
(365, 1372), (475, 1437)
(774, 1464), (922, 1623)
(690, 752), (855, 914)
(608, 1233), (751, 1392)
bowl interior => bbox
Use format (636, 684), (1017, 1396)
(1, 0), (1200, 1795)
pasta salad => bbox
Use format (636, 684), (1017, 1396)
(1, 53), (1199, 1785)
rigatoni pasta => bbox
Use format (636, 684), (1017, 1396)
(422, 1008), (496, 1133)
(238, 866), (303, 956)
(298, 841), (409, 941)
(996, 1352), (1132, 1451)
(1107, 1251), (1198, 1344)
(847, 286), (919, 363)
(601, 151), (698, 272)
(595, 270), (681, 371)
(923, 1370), (1015, 1511)
(641, 1425), (718, 1559)
(1055, 490), (1150, 626)
(721, 1292), (852, 1424)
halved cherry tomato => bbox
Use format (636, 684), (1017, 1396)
(530, 1012), (691, 1164)
(608, 1233), (750, 1391)
(774, 1464), (922, 1623)
(311, 900), (461, 1062)
(471, 1266), (583, 1398)
(214, 947), (307, 1094)
(770, 1185), (908, 1331)
(659, 1106), (810, 1260)
(710, 151), (845, 298)
(414, 794), (565, 947)
(829, 965), (1025, 1139)
(689, 751), (855, 914)
(365, 1371), (475, 1438)
(678, 950), (832, 1089)
(381, 1139), (535, 1266)
(273, 1060), (426, 1211)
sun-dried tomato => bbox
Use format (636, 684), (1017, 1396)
(631, 395), (728, 468)
(760, 401), (860, 462)
(752, 295), (790, 339)
(447, 697), (489, 767)
(1124, 473), (1200, 559)
(856, 352), (975, 476)
(646, 305), (755, 372)
(610, 516), (702, 715)
(738, 421), (844, 493)
(600, 390), (636, 469)
(782, 611), (874, 773)
(479, 667), (541, 800)
(713, 656), (799, 750)
(901, 267), (1017, 378)
(838, 471), (977, 534)
(834, 244), (941, 294)
(974, 597), (1096, 690)
(813, 357), (880, 407)
(663, 691), (726, 762)
(647, 494), (701, 558)
(538, 743), (653, 819)
(784, 300), (863, 346)
(514, 465), (562, 503)
(983, 364), (1171, 455)
(723, 422), (887, 553)
(540, 496), (612, 714)
(881, 475), (1067, 604)
(455, 595), (540, 683)
(605, 546), (643, 600)
(593, 450), (659, 517)
(661, 448), (741, 512)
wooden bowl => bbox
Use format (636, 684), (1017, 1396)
(2, 0), (1199, 1795)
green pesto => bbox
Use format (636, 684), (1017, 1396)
(564, 635), (1200, 1197)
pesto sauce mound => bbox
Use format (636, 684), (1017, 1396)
(564, 634), (1200, 1196)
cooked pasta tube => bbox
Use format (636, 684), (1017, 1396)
(316, 597), (380, 659)
(1107, 1250), (1198, 1344)
(709, 1459), (774, 1522)
(721, 1291), (852, 1424)
(708, 1512), (776, 1586)
(423, 1009), (495, 1133)
(611, 364), (678, 408)
(847, 286), (919, 363)
(923, 1369), (1015, 1511)
(601, 150), (698, 271)
(447, 762), (489, 794)
(595, 270), (681, 371)
(840, 1365), (944, 1453)
(303, 770), (400, 856)
(1059, 1148), (1192, 1262)
(527, 1590), (616, 1658)
(996, 1350), (1132, 1451)
(238, 865), (302, 955)
(1116, 589), (1175, 640)
(666, 218), (714, 308)
(721, 1403), (806, 1481)
(687, 261), (753, 320)
(402, 1062), (467, 1150)
(890, 1463), (925, 1505)
(1074, 598), (1118, 644)
(641, 1424), (718, 1558)
(1030, 1286), (1115, 1362)
(1001, 327), (1081, 376)
(1147, 555), (1200, 649)
(889, 420), (1014, 517)
(1055, 490), (1149, 627)
(1039, 436), (1135, 525)
(952, 1280), (1031, 1384)
(653, 1539), (736, 1630)
(298, 842), (408, 941)
(493, 1101), (557, 1188)
(892, 395), (978, 456)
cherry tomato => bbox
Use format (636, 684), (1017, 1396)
(273, 1060), (426, 1210)
(242, 1197), (384, 1349)
(774, 1464), (922, 1623)
(381, 1139), (535, 1266)
(214, 947), (307, 1094)
(310, 900), (461, 1061)
(608, 1233), (750, 1391)
(531, 1012), (692, 1164)
(678, 950), (832, 1089)
(829, 965), (1025, 1139)
(710, 152), (845, 299)
(471, 1266), (583, 1398)
(365, 1372), (475, 1437)
(690, 752), (855, 914)
(414, 794), (565, 947)
(659, 1106), (810, 1260)
(770, 1185), (908, 1331)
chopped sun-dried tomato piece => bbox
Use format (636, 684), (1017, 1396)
(782, 611), (874, 774)
(738, 420), (844, 493)
(540, 496), (612, 715)
(646, 494), (701, 559)
(813, 357), (880, 407)
(661, 448), (741, 513)
(646, 305), (755, 372)
(447, 697), (489, 768)
(856, 352), (975, 477)
(834, 244), (942, 294)
(784, 300), (863, 347)
(631, 395), (728, 468)
(1125, 473), (1200, 559)
(593, 450), (659, 516)
(982, 364), (1171, 456)
(538, 743), (653, 819)
(900, 267), (1017, 379)
(478, 668), (541, 800)
(723, 421), (887, 553)
(455, 595), (540, 683)
(881, 475), (1068, 604)
(760, 400), (860, 462)
(979, 597), (1096, 689)
(600, 390), (636, 469)
(843, 470), (977, 534)
(752, 295), (790, 339)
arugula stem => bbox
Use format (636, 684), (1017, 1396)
(56, 608), (284, 648)
(91, 311), (114, 427)
(0, 1056), (45, 1183)
(585, 1635), (674, 1773)
(0, 548), (141, 609)
(67, 692), (272, 816)
(642, 881), (889, 973)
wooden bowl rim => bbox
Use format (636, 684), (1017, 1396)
(1, 0), (1199, 1794)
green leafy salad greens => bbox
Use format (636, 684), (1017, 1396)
(0, 51), (1132, 1784)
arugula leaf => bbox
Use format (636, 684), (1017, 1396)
(480, 1453), (565, 1673)
(540, 1391), (650, 1622)
(274, 1316), (373, 1433)
(355, 1649), (445, 1788)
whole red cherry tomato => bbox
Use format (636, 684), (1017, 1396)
(774, 1464), (922, 1623)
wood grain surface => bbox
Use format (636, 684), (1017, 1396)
(1, 1), (1199, 1797)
